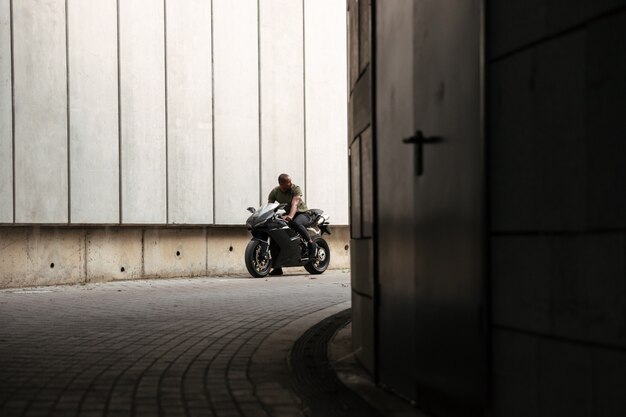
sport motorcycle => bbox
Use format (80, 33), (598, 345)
(244, 203), (331, 278)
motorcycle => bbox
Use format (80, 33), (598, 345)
(244, 203), (332, 278)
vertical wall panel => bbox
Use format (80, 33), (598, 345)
(361, 127), (373, 235)
(68, 0), (119, 224)
(166, 0), (213, 224)
(0, 0), (12, 222)
(119, 0), (166, 224)
(13, 0), (68, 223)
(350, 137), (361, 238)
(305, 0), (349, 224)
(259, 0), (305, 197)
(213, 0), (259, 224)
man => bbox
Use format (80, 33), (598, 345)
(267, 173), (317, 275)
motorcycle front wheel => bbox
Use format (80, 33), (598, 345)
(245, 240), (271, 278)
(304, 238), (330, 274)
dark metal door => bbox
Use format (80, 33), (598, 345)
(411, 1), (486, 414)
(376, 1), (486, 415)
(375, 0), (419, 400)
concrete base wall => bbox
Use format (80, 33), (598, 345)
(0, 226), (350, 289)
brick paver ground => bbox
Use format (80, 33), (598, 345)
(0, 270), (351, 417)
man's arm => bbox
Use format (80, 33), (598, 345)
(284, 195), (300, 221)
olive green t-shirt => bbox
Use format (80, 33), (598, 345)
(268, 184), (308, 213)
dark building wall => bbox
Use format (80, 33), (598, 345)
(348, 0), (626, 415)
(347, 0), (375, 373)
(488, 2), (626, 416)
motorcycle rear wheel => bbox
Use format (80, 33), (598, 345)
(245, 240), (271, 278)
(304, 238), (330, 274)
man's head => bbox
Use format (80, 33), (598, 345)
(278, 173), (292, 192)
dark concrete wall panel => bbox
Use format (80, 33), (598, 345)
(538, 338), (594, 417)
(488, 0), (626, 59)
(492, 330), (539, 417)
(374, 0), (417, 400)
(594, 347), (626, 417)
(489, 51), (536, 231)
(348, 96), (354, 143)
(358, 0), (370, 74)
(350, 238), (373, 297)
(488, 0), (548, 60)
(490, 31), (586, 232)
(489, 5), (626, 415)
(586, 11), (626, 229)
(494, 329), (626, 417)
(491, 236), (552, 334)
(551, 234), (626, 347)
(351, 291), (374, 374)
(360, 127), (373, 238)
(348, 0), (374, 387)
(350, 66), (372, 138)
(348, 0), (359, 91)
(550, 0), (626, 34)
(493, 234), (626, 349)
(349, 138), (362, 238)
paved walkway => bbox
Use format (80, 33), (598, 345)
(0, 270), (353, 417)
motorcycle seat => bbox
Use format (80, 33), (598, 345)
(301, 209), (324, 227)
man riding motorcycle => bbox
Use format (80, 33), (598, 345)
(266, 173), (317, 275)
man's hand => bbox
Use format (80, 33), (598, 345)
(283, 215), (293, 222)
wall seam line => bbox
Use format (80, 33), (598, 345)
(84, 230), (88, 283)
(10, 0), (15, 223)
(257, 0), (262, 205)
(164, 0), (169, 225)
(302, 0), (307, 199)
(492, 323), (626, 353)
(65, 0), (71, 224)
(211, 0), (216, 225)
(141, 228), (145, 277)
(117, 0), (122, 224)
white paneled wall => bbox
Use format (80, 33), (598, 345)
(13, 0), (68, 223)
(120, 0), (167, 224)
(260, 0), (305, 198)
(166, 0), (213, 225)
(0, 0), (11, 222)
(213, 0), (260, 225)
(68, 0), (119, 224)
(1, 0), (348, 226)
(305, 0), (349, 224)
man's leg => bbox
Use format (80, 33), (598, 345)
(290, 214), (311, 240)
(291, 214), (317, 256)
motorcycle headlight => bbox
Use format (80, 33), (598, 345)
(249, 218), (268, 228)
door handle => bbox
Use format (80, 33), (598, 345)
(402, 130), (443, 176)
